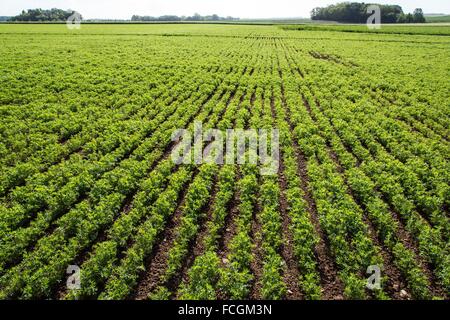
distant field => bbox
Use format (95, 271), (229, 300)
(0, 24), (449, 301)
(281, 23), (450, 35)
(425, 15), (450, 23)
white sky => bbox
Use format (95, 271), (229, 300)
(1, 0), (449, 19)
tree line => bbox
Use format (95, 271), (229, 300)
(6, 9), (239, 22)
(311, 2), (426, 23)
(131, 13), (239, 22)
(8, 8), (81, 22)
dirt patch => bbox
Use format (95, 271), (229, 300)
(309, 51), (359, 68)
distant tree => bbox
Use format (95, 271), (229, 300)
(190, 13), (202, 21)
(159, 15), (181, 21)
(406, 13), (414, 23)
(310, 2), (423, 24)
(383, 5), (403, 23)
(131, 13), (238, 22)
(397, 13), (406, 23)
(9, 8), (81, 22)
(413, 8), (426, 23)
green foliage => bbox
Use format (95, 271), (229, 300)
(425, 14), (450, 23)
(310, 2), (425, 24)
(10, 8), (81, 22)
(281, 24), (450, 36)
(0, 23), (448, 301)
(343, 273), (367, 300)
(311, 2), (403, 23)
(179, 252), (221, 300)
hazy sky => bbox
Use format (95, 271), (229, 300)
(1, 0), (449, 19)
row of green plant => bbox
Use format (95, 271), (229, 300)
(308, 88), (449, 296)
(280, 43), (448, 297)
(272, 73), (323, 299)
(0, 72), (204, 235)
(175, 82), (244, 300)
(96, 71), (252, 299)
(277, 53), (387, 299)
(0, 70), (239, 298)
(283, 41), (449, 240)
(0, 79), (220, 275)
(0, 52), (227, 191)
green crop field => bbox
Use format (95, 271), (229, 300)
(281, 23), (450, 35)
(425, 15), (450, 23)
(0, 23), (449, 301)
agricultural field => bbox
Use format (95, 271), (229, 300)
(425, 15), (450, 23)
(282, 23), (450, 35)
(0, 23), (449, 300)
